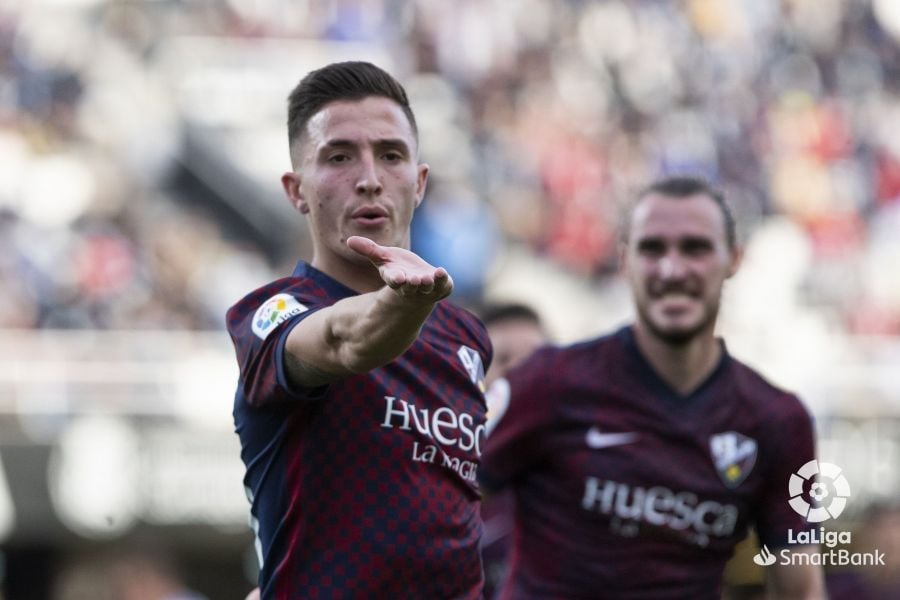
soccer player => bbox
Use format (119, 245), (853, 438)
(479, 176), (825, 599)
(481, 303), (549, 390)
(227, 62), (491, 599)
(478, 303), (550, 599)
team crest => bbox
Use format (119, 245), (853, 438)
(251, 293), (308, 340)
(457, 345), (486, 393)
(710, 431), (757, 488)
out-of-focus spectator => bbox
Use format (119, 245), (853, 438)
(481, 302), (549, 390)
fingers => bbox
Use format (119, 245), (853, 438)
(383, 270), (431, 289)
(382, 268), (452, 300)
(347, 238), (453, 300)
(434, 269), (453, 299)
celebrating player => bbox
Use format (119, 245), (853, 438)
(479, 176), (825, 598)
(227, 61), (491, 599)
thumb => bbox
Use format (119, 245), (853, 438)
(346, 236), (386, 263)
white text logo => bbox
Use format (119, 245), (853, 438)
(581, 477), (738, 546)
(753, 461), (884, 569)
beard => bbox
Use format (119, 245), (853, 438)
(636, 297), (720, 347)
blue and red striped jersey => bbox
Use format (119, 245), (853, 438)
(480, 326), (816, 599)
(227, 262), (492, 599)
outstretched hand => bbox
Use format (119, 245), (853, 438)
(347, 236), (453, 301)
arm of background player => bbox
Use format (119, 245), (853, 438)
(283, 235), (453, 388)
(765, 545), (825, 599)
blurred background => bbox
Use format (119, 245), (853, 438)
(0, 0), (899, 598)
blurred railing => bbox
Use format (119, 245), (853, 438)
(0, 329), (247, 544)
(0, 329), (237, 422)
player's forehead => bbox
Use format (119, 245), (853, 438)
(629, 192), (728, 244)
(303, 96), (416, 150)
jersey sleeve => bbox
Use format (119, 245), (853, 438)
(754, 395), (817, 547)
(478, 347), (557, 492)
(226, 280), (330, 407)
(453, 303), (494, 374)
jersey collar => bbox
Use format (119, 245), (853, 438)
(291, 261), (359, 300)
(617, 325), (731, 404)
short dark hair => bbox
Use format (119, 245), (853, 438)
(287, 61), (418, 149)
(626, 175), (737, 250)
(479, 303), (543, 328)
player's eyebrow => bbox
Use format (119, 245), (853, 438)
(315, 139), (358, 161)
(375, 138), (410, 149)
(371, 138), (413, 157)
(321, 138), (410, 150)
(680, 235), (714, 247)
(319, 139), (356, 151)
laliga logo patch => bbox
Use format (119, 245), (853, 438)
(710, 431), (757, 488)
(457, 345), (486, 393)
(252, 293), (308, 340)
(788, 460), (850, 522)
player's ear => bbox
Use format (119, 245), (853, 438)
(281, 171), (309, 214)
(414, 163), (429, 208)
(617, 240), (630, 275)
(726, 246), (743, 278)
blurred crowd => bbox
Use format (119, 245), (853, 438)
(1, 0), (899, 335)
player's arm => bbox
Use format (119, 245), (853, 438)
(765, 545), (825, 598)
(284, 235), (453, 388)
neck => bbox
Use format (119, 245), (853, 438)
(311, 254), (385, 294)
(632, 323), (722, 396)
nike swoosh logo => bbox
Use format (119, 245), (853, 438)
(586, 427), (639, 449)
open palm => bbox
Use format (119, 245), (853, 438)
(347, 236), (453, 301)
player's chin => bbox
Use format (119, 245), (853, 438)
(349, 225), (397, 247)
(648, 316), (707, 345)
(344, 246), (376, 267)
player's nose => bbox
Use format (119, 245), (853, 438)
(658, 253), (688, 279)
(355, 153), (383, 196)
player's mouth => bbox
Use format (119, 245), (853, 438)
(351, 206), (389, 227)
(649, 288), (701, 316)
(657, 298), (698, 319)
(654, 291), (697, 302)
(649, 284), (700, 300)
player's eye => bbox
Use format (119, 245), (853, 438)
(682, 239), (713, 255)
(328, 154), (350, 163)
(382, 151), (404, 162)
(637, 240), (665, 256)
